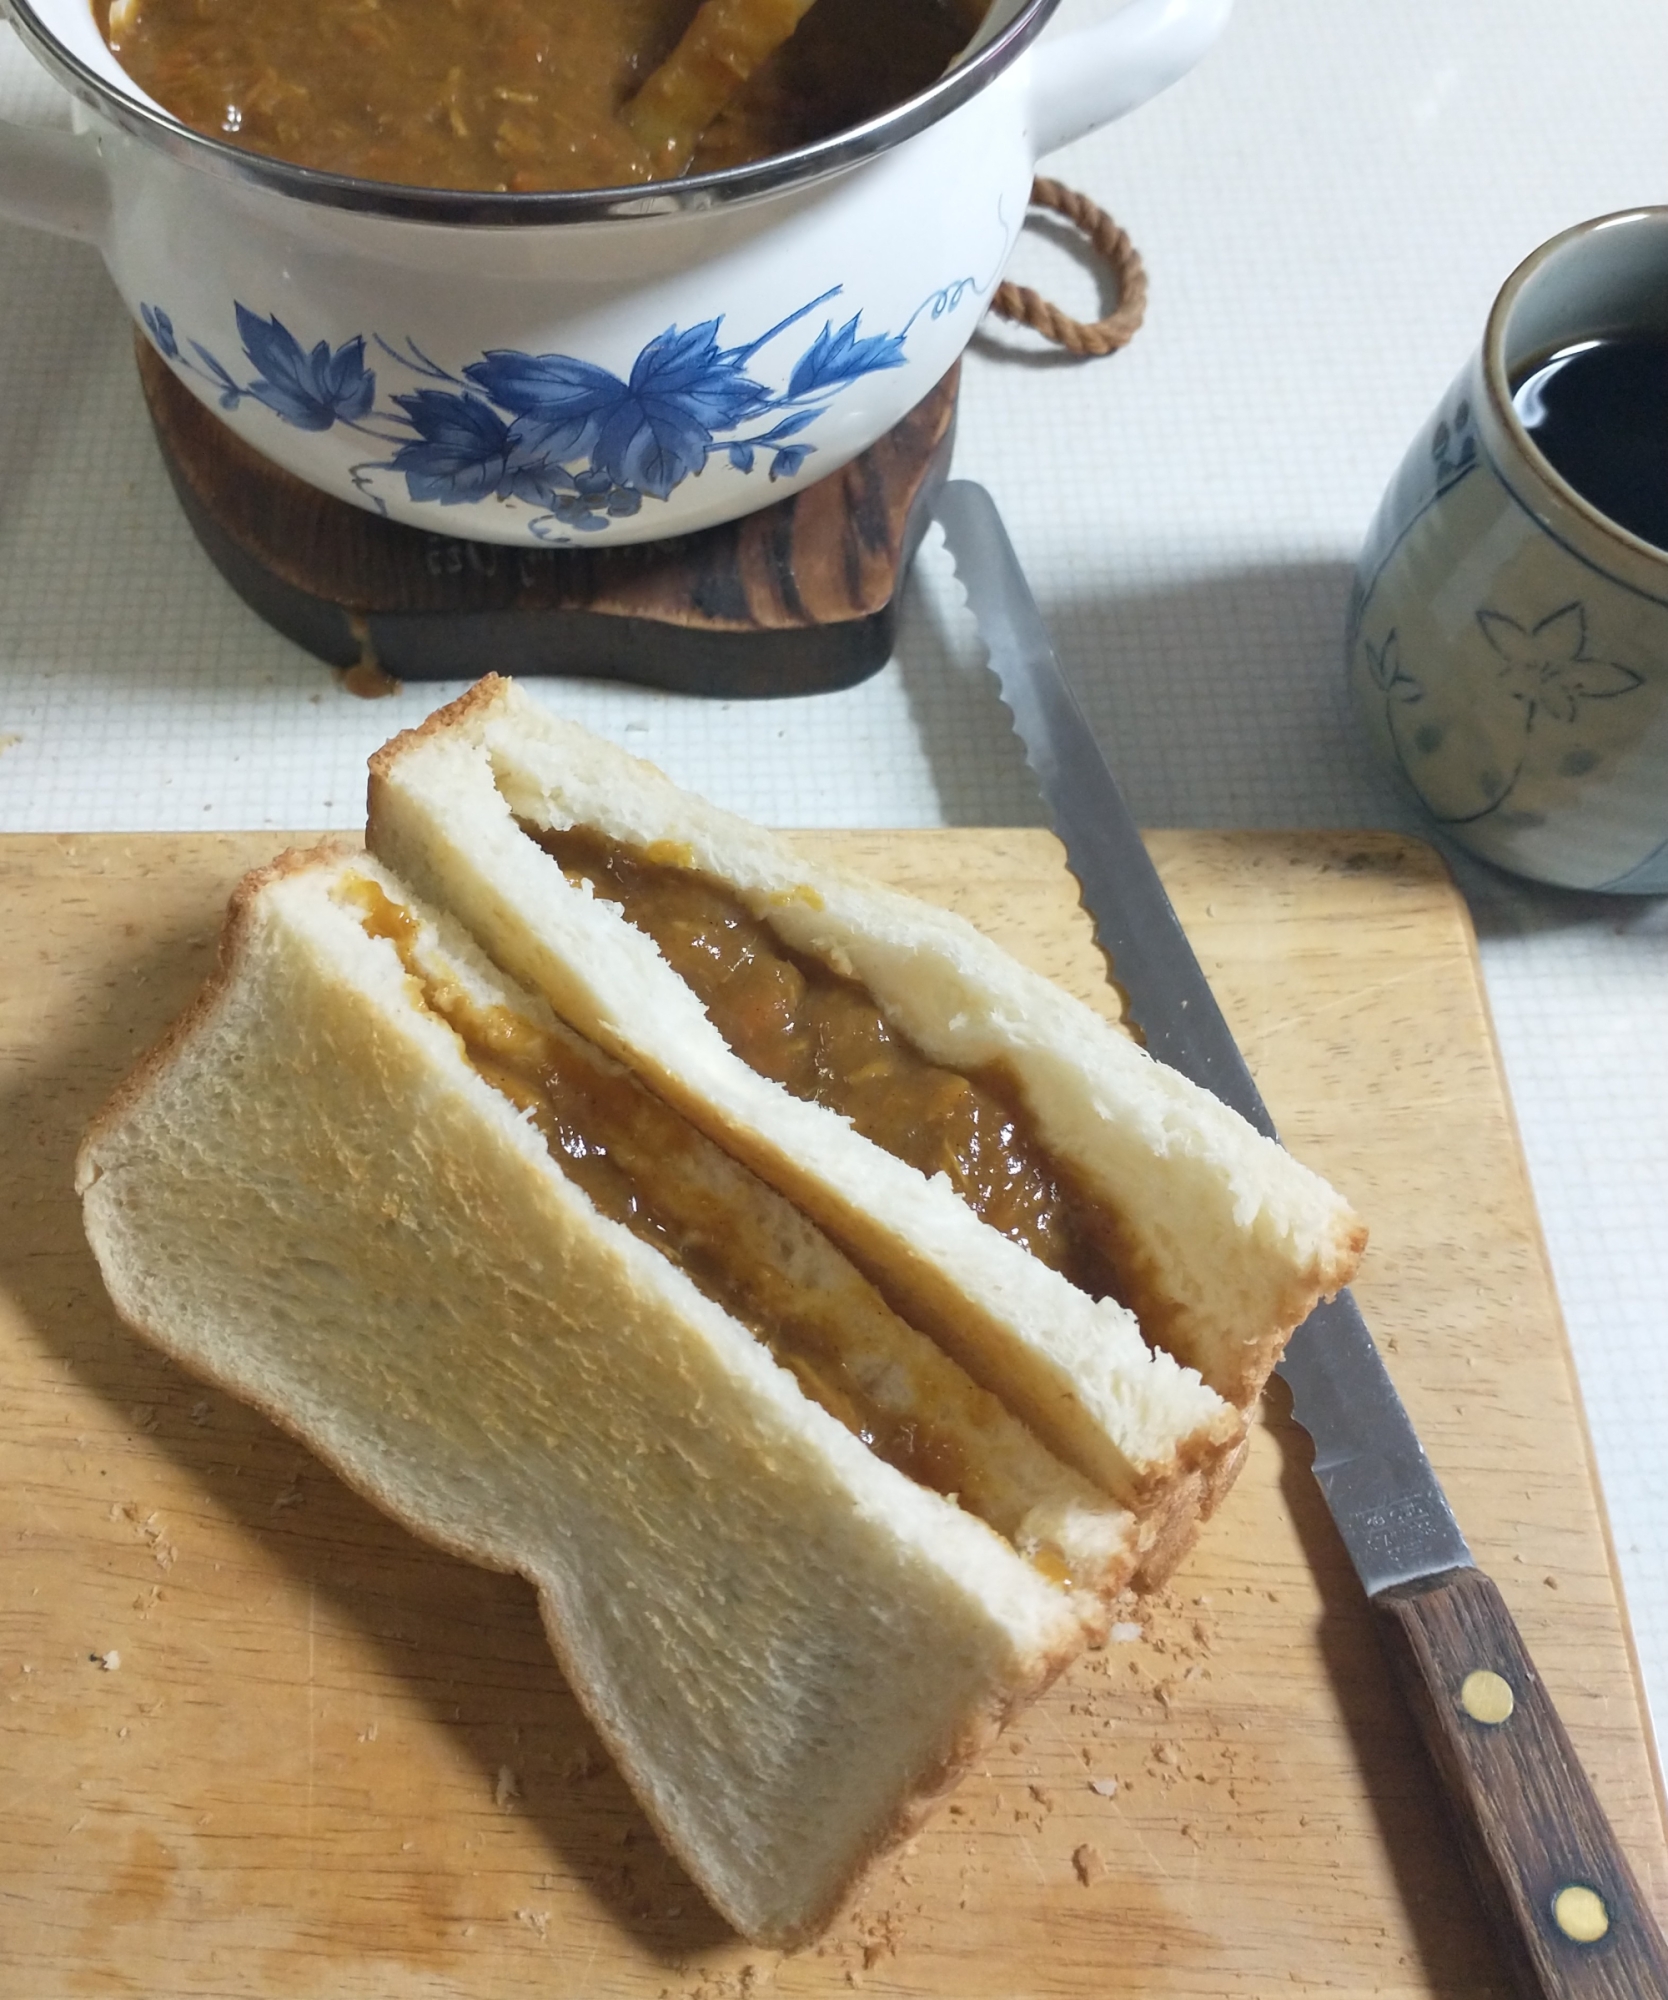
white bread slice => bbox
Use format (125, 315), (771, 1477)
(76, 848), (1109, 1946)
(367, 678), (1362, 1445)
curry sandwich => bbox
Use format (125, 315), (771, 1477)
(76, 682), (1363, 1945)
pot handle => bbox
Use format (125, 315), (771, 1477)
(1030, 0), (1232, 159)
(0, 119), (108, 242)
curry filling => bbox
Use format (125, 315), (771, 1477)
(524, 824), (1133, 1306)
(342, 874), (988, 1507)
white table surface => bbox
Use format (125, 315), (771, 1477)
(2, 0), (1665, 1798)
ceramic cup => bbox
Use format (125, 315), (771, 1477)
(0, 0), (1229, 549)
(1348, 208), (1668, 893)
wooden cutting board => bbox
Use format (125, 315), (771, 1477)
(2, 828), (1663, 2000)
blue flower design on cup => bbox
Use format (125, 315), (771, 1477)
(1361, 598), (1646, 829)
(140, 280), (965, 539)
(1475, 602), (1642, 727)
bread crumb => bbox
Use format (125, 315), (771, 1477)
(94, 1650), (121, 1671)
(1071, 1844), (1104, 1886)
(1110, 1621), (1142, 1643)
(116, 1506), (180, 1571)
(514, 1907), (549, 1938)
(1027, 1783), (1052, 1808)
(1088, 1777), (1119, 1797)
(1544, 1575), (1559, 1590)
(272, 1475), (303, 1511)
(494, 1764), (522, 1808)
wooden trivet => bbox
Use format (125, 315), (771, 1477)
(136, 337), (958, 699)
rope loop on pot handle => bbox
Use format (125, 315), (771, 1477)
(989, 177), (1147, 357)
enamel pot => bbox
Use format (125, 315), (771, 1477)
(0, 0), (1230, 546)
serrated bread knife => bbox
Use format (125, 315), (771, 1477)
(933, 478), (1668, 2000)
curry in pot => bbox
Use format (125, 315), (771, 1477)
(99, 0), (989, 194)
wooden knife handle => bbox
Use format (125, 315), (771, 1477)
(1374, 1566), (1668, 1997)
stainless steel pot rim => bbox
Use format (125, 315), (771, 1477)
(6, 0), (1061, 225)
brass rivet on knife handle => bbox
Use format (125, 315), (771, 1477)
(1553, 1886), (1612, 1945)
(1461, 1668), (1516, 1726)
(1374, 1565), (1668, 1997)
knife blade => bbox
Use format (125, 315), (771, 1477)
(933, 477), (1668, 2000)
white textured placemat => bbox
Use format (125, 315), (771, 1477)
(1, 0), (1664, 1778)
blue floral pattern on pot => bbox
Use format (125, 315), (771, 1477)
(139, 281), (970, 539)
